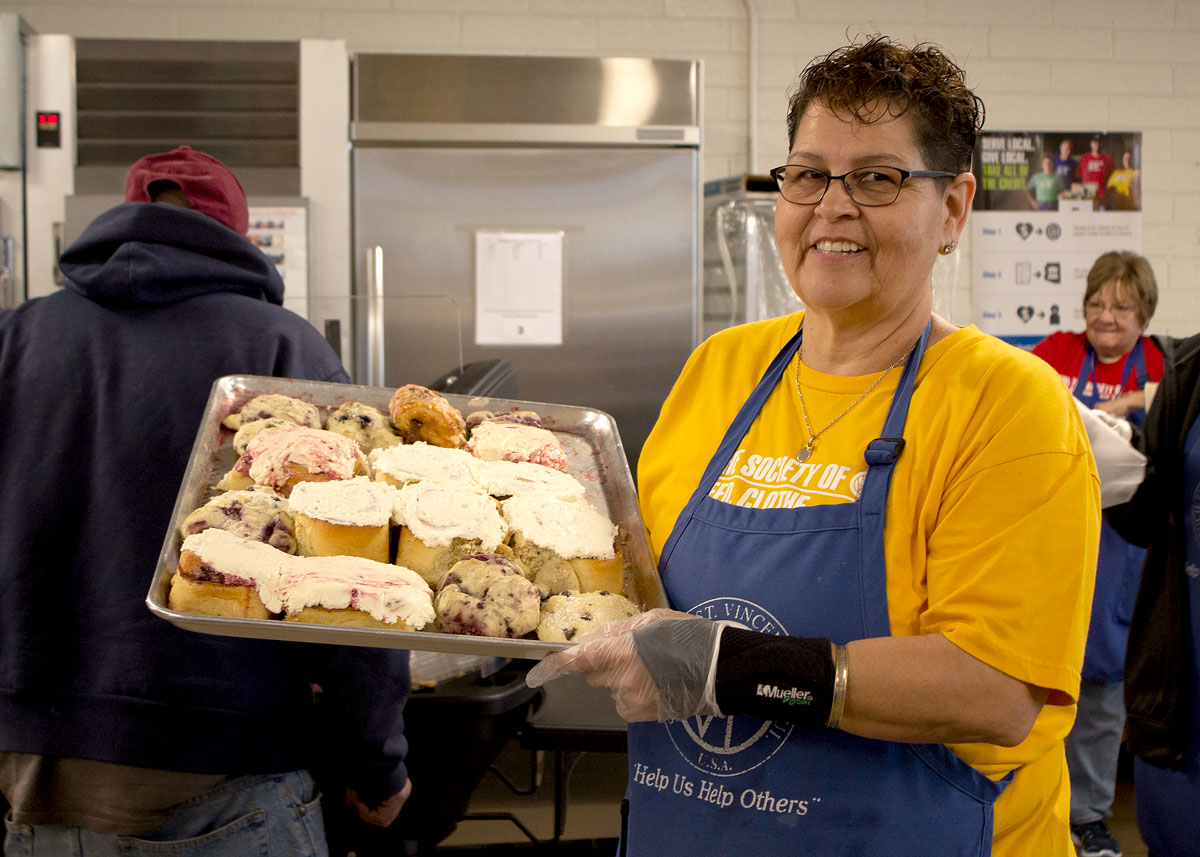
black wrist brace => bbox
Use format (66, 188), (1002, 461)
(714, 628), (835, 728)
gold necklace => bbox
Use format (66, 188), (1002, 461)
(794, 343), (908, 463)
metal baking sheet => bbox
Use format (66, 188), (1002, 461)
(145, 374), (666, 660)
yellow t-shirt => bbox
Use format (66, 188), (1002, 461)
(638, 313), (1099, 857)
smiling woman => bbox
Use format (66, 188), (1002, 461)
(526, 35), (1099, 857)
(771, 100), (974, 345)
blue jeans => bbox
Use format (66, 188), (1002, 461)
(3, 771), (328, 857)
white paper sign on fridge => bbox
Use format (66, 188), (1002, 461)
(474, 230), (564, 346)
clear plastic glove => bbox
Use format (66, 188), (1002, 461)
(525, 608), (726, 722)
(1072, 398), (1146, 507)
(1089, 406), (1134, 440)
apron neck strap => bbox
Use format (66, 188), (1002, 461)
(865, 320), (933, 466)
(1074, 338), (1146, 404)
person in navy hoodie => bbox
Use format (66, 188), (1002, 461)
(0, 146), (411, 856)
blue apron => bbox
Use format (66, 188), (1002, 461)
(624, 323), (1007, 856)
(1132, 414), (1200, 857)
(1073, 341), (1148, 682)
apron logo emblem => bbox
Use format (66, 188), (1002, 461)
(665, 598), (794, 777)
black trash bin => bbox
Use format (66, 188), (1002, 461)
(320, 660), (539, 856)
(425, 358), (517, 400)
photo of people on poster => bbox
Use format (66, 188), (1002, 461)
(970, 130), (1143, 347)
(974, 131), (1141, 213)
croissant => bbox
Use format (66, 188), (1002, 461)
(387, 384), (467, 448)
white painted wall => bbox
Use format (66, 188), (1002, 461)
(24, 32), (73, 300)
(299, 38), (352, 368)
(2, 0), (1196, 333)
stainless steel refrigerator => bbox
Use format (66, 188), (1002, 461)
(0, 14), (29, 310)
(350, 54), (700, 472)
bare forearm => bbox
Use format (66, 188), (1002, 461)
(838, 634), (1047, 746)
(1095, 390), (1145, 418)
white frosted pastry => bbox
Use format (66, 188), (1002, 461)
(474, 459), (586, 501)
(324, 401), (402, 454)
(393, 480), (508, 586)
(537, 590), (642, 643)
(435, 554), (541, 638)
(169, 528), (291, 617)
(287, 477), (400, 562)
(223, 424), (367, 497)
(465, 420), (569, 472)
(395, 481), (506, 550)
(501, 495), (622, 595)
(232, 417), (294, 456)
(370, 441), (482, 490)
(281, 555), (435, 630)
(501, 495), (616, 560)
(178, 486), (296, 554)
(223, 393), (322, 430)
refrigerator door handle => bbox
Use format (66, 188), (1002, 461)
(366, 244), (386, 387)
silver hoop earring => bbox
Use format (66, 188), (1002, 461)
(939, 241), (957, 255)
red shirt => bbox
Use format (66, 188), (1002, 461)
(1031, 330), (1163, 402)
(1077, 152), (1115, 192)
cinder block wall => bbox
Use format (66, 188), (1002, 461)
(6, 0), (1197, 334)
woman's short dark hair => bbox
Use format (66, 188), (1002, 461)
(785, 35), (985, 174)
(1085, 251), (1158, 327)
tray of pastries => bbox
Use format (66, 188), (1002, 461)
(145, 374), (667, 659)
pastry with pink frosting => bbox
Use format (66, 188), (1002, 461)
(218, 424), (367, 497)
(465, 419), (569, 472)
(169, 528), (290, 619)
(169, 529), (435, 630)
(281, 555), (435, 630)
(231, 417), (293, 455)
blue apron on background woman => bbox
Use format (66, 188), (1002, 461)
(1074, 341), (1148, 682)
(1131, 414), (1200, 856)
(623, 324), (1008, 857)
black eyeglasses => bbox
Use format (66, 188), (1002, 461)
(769, 164), (958, 206)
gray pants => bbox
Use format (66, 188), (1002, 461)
(1065, 679), (1126, 824)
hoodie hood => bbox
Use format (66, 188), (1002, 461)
(59, 203), (284, 307)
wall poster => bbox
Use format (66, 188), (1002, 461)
(248, 205), (309, 317)
(971, 130), (1142, 348)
